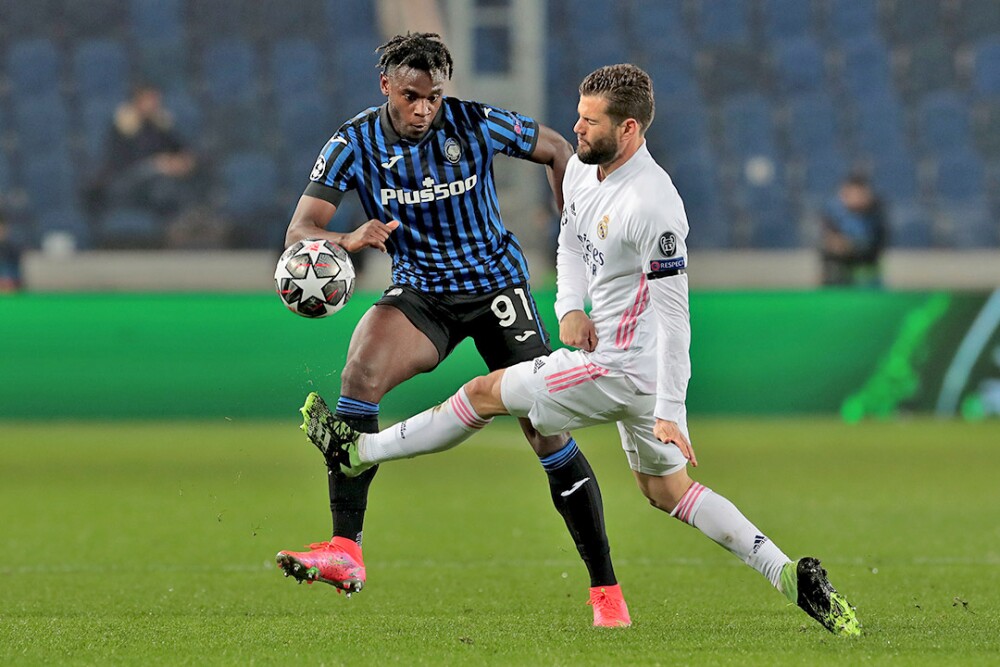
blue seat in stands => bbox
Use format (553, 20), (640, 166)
(938, 200), (997, 247)
(786, 91), (840, 156)
(99, 207), (162, 248)
(827, 0), (879, 42)
(220, 152), (280, 218)
(762, 0), (814, 41)
(934, 150), (986, 202)
(7, 39), (60, 98)
(696, 0), (751, 46)
(972, 35), (1000, 97)
(841, 35), (893, 96)
(774, 36), (826, 94)
(270, 39), (323, 98)
(201, 38), (259, 106)
(888, 200), (933, 248)
(74, 39), (129, 105)
(915, 91), (973, 156)
(14, 94), (71, 155)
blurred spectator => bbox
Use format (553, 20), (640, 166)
(0, 217), (23, 292)
(820, 172), (888, 287)
(87, 84), (199, 225)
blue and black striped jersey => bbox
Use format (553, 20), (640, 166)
(303, 97), (540, 294)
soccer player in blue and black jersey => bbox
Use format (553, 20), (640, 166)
(275, 33), (626, 623)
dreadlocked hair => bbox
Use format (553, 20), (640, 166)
(376, 32), (454, 80)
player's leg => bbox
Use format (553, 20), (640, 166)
(346, 371), (506, 468)
(623, 419), (860, 635)
(469, 286), (621, 592)
(278, 297), (442, 592)
(495, 346), (627, 626)
(335, 344), (629, 625)
(329, 303), (440, 542)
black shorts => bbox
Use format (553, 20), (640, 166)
(374, 283), (552, 371)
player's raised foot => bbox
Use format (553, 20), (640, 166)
(588, 584), (631, 628)
(299, 392), (372, 477)
(781, 557), (861, 637)
(275, 537), (366, 595)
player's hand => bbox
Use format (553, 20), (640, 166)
(653, 419), (698, 467)
(559, 310), (598, 352)
(341, 219), (400, 253)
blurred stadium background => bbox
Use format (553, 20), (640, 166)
(0, 0), (998, 421)
(1, 4), (999, 663)
(0, 0), (999, 290)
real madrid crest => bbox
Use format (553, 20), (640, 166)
(597, 215), (609, 240)
(444, 137), (462, 164)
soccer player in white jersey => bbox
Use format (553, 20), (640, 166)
(304, 64), (861, 635)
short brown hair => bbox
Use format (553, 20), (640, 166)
(579, 64), (655, 132)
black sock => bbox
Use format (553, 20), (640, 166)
(328, 404), (379, 546)
(539, 438), (616, 587)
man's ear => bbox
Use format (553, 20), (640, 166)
(379, 73), (390, 96)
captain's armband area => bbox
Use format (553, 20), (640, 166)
(646, 257), (687, 280)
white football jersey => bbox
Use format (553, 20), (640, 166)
(555, 142), (691, 422)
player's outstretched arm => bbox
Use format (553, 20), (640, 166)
(529, 124), (574, 211)
(286, 194), (399, 252)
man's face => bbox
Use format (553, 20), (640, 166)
(574, 95), (623, 165)
(134, 88), (162, 118)
(381, 66), (445, 141)
(839, 183), (873, 212)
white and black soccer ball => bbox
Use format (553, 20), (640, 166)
(274, 238), (356, 318)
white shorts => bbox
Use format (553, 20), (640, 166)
(499, 348), (689, 476)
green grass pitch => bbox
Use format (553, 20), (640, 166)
(1, 418), (998, 665)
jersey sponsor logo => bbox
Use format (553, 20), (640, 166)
(658, 232), (677, 256)
(576, 232), (606, 276)
(332, 135), (348, 145)
(380, 174), (479, 206)
(513, 117), (523, 135)
(532, 358), (546, 373)
(597, 215), (609, 240)
(515, 330), (537, 342)
(381, 155), (403, 169)
(384, 287), (403, 297)
(648, 257), (686, 273)
(309, 154), (327, 181)
(444, 137), (462, 164)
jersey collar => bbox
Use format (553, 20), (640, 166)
(378, 102), (447, 145)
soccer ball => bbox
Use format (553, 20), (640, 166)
(274, 238), (356, 318)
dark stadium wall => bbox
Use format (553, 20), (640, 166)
(0, 291), (996, 420)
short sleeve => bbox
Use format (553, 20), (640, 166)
(482, 105), (539, 158)
(302, 131), (355, 205)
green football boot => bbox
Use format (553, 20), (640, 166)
(299, 392), (372, 477)
(780, 557), (861, 637)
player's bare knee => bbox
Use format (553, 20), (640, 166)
(525, 429), (568, 457)
(642, 487), (679, 514)
(341, 358), (388, 400)
(463, 375), (492, 403)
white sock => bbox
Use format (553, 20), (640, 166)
(358, 387), (492, 464)
(672, 482), (791, 591)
